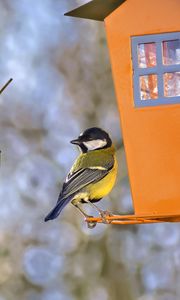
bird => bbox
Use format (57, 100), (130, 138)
(44, 127), (117, 226)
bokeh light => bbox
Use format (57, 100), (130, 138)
(0, 1), (180, 299)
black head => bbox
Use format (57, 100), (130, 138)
(70, 127), (112, 153)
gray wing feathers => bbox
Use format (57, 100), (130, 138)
(44, 155), (114, 221)
(61, 159), (114, 199)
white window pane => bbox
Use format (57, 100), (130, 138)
(164, 72), (180, 97)
(138, 43), (157, 68)
(162, 40), (180, 65)
(139, 74), (158, 100)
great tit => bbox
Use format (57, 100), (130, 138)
(44, 127), (117, 223)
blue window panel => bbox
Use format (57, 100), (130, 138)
(131, 32), (180, 108)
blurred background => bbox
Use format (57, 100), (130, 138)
(0, 0), (180, 299)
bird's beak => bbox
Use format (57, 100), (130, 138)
(70, 138), (81, 145)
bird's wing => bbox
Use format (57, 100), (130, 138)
(60, 159), (114, 200)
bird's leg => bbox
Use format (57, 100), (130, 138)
(72, 203), (90, 218)
(71, 202), (97, 229)
(83, 198), (112, 224)
(84, 200), (104, 214)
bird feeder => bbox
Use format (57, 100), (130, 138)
(65, 0), (180, 225)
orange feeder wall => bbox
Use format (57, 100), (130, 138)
(105, 0), (180, 216)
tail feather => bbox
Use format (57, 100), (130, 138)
(44, 195), (73, 222)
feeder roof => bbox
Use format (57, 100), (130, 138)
(64, 0), (126, 21)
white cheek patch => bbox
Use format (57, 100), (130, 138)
(83, 139), (107, 150)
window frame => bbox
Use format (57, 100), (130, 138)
(131, 32), (180, 107)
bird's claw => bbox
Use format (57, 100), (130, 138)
(85, 215), (97, 229)
(99, 210), (113, 224)
(87, 221), (97, 229)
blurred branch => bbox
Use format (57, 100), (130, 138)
(0, 78), (13, 94)
(0, 78), (13, 165)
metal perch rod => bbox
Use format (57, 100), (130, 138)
(86, 213), (180, 225)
